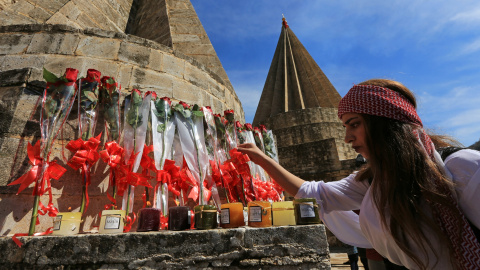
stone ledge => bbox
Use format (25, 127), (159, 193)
(0, 225), (330, 270)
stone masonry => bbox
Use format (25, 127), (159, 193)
(0, 225), (331, 270)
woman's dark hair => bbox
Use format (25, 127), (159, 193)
(354, 79), (462, 269)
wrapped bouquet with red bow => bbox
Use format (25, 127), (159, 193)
(65, 69), (102, 215)
(99, 76), (122, 209)
(9, 67), (78, 237)
(173, 102), (210, 205)
(121, 89), (152, 215)
(150, 96), (175, 217)
(259, 125), (279, 163)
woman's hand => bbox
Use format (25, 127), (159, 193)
(237, 143), (268, 165)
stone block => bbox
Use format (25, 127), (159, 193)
(161, 53), (185, 78)
(27, 6), (52, 23)
(42, 55), (86, 76)
(131, 67), (173, 98)
(207, 76), (225, 100)
(9, 1), (35, 14)
(172, 79), (202, 105)
(90, 0), (127, 31)
(81, 57), (120, 78)
(147, 49), (164, 72)
(75, 36), (121, 60)
(117, 64), (133, 90)
(27, 32), (80, 55)
(0, 55), (47, 71)
(184, 62), (209, 90)
(28, 0), (65, 14)
(118, 41), (150, 67)
(46, 12), (82, 29)
(0, 9), (37, 25)
(58, 2), (82, 21)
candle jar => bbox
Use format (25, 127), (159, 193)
(194, 205), (218, 230)
(272, 201), (296, 226)
(220, 202), (245, 228)
(137, 208), (161, 232)
(294, 198), (321, 225)
(168, 206), (191, 231)
(52, 212), (82, 235)
(247, 201), (272, 228)
(99, 210), (125, 234)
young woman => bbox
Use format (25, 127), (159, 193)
(238, 79), (480, 270)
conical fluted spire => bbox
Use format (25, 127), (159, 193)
(253, 17), (341, 125)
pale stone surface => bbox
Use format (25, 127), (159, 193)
(118, 41), (151, 67)
(0, 225), (331, 269)
(27, 32), (81, 55)
(75, 36), (121, 60)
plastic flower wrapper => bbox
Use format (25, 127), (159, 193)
(121, 89), (152, 214)
(173, 101), (210, 205)
(8, 67), (78, 237)
(139, 91), (157, 208)
(213, 114), (240, 203)
(243, 123), (267, 182)
(260, 125), (279, 163)
(224, 109), (237, 151)
(151, 96), (175, 215)
(100, 76), (121, 142)
(202, 106), (222, 209)
(235, 121), (247, 144)
(253, 126), (266, 153)
(99, 76), (122, 209)
(78, 69), (101, 140)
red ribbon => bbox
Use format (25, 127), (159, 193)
(123, 212), (137, 233)
(160, 212), (168, 230)
(65, 134), (102, 213)
(12, 227), (54, 247)
(8, 141), (66, 220)
(100, 141), (124, 188)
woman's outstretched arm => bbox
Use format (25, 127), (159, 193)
(237, 143), (305, 196)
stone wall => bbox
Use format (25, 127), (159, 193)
(0, 225), (331, 270)
(0, 0), (134, 32)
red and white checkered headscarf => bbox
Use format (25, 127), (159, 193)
(338, 84), (480, 269)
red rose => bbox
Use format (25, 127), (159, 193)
(254, 127), (260, 132)
(64, 68), (78, 82)
(86, 69), (101, 83)
(145, 91), (157, 99)
(160, 97), (172, 105)
(202, 106), (212, 112)
(179, 101), (190, 109)
(224, 109), (234, 116)
(259, 125), (267, 133)
(235, 121), (243, 129)
(244, 123), (253, 131)
(132, 88), (142, 96)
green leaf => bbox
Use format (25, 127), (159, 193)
(157, 123), (166, 133)
(44, 96), (57, 118)
(106, 78), (115, 85)
(43, 68), (60, 83)
(84, 91), (98, 102)
(182, 109), (191, 119)
(192, 110), (204, 118)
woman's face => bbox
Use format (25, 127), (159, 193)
(341, 113), (369, 159)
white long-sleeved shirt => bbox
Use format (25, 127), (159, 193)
(296, 149), (480, 269)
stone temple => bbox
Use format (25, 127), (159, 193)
(0, 1), (345, 269)
(253, 18), (357, 184)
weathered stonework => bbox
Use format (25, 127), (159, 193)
(0, 225), (331, 270)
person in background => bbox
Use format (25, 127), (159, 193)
(238, 79), (480, 269)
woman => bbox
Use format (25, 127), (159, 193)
(238, 79), (480, 270)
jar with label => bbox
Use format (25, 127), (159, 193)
(52, 212), (82, 235)
(168, 206), (191, 231)
(293, 198), (320, 225)
(137, 208), (161, 232)
(220, 202), (245, 228)
(99, 210), (125, 234)
(247, 201), (272, 227)
(272, 201), (296, 226)
(194, 205), (218, 230)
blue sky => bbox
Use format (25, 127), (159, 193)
(191, 1), (480, 147)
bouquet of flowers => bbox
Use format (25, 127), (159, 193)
(99, 76), (122, 209)
(260, 125), (279, 163)
(173, 102), (210, 205)
(121, 89), (152, 215)
(151, 96), (176, 215)
(202, 106), (222, 208)
(9, 68), (78, 236)
(65, 69), (102, 215)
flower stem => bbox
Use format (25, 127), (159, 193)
(28, 195), (40, 236)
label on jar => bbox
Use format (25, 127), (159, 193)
(53, 215), (63, 231)
(249, 206), (262, 222)
(221, 208), (230, 224)
(104, 214), (121, 229)
(299, 202), (316, 218)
